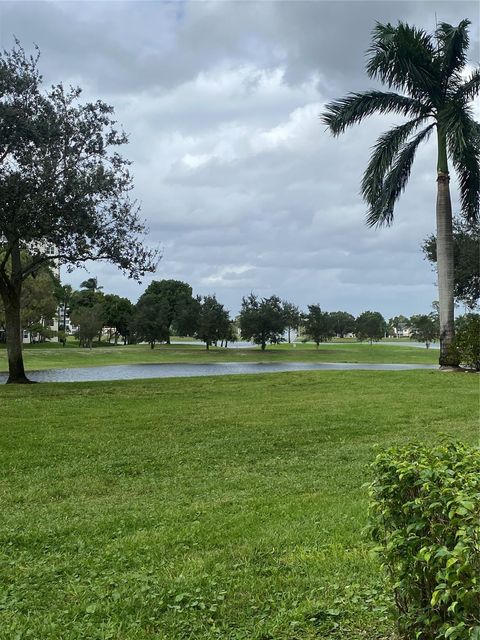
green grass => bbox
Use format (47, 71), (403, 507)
(0, 370), (477, 639)
(0, 341), (439, 373)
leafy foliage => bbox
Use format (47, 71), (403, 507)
(143, 280), (199, 340)
(282, 301), (301, 343)
(322, 19), (479, 227)
(423, 217), (480, 309)
(408, 313), (439, 348)
(70, 305), (104, 349)
(329, 311), (356, 338)
(355, 311), (386, 342)
(302, 305), (334, 346)
(239, 294), (286, 350)
(133, 293), (170, 348)
(455, 314), (480, 370)
(368, 440), (480, 640)
(196, 295), (231, 349)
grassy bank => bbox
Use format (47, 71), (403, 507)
(0, 341), (438, 373)
(0, 370), (476, 639)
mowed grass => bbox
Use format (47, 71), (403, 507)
(0, 370), (477, 639)
(0, 341), (439, 373)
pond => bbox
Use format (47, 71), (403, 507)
(0, 361), (437, 383)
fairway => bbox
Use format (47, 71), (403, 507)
(0, 370), (477, 639)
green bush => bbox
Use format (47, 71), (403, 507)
(456, 314), (480, 371)
(367, 441), (480, 639)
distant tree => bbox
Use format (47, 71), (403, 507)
(239, 294), (286, 350)
(143, 280), (197, 342)
(56, 283), (73, 346)
(329, 311), (356, 338)
(102, 294), (135, 344)
(70, 280), (105, 312)
(80, 277), (103, 293)
(387, 314), (409, 337)
(196, 295), (230, 350)
(221, 321), (238, 348)
(0, 43), (157, 383)
(133, 293), (170, 349)
(70, 305), (104, 349)
(303, 305), (334, 347)
(172, 294), (201, 337)
(356, 311), (387, 343)
(0, 261), (58, 342)
(282, 301), (302, 343)
(408, 313), (439, 348)
(423, 217), (480, 309)
(21, 269), (58, 341)
(322, 19), (479, 366)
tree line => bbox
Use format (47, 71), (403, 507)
(5, 272), (456, 350)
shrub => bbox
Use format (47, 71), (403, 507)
(456, 314), (480, 371)
(367, 441), (480, 639)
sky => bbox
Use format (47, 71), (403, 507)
(1, 0), (479, 318)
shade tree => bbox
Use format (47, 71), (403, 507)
(133, 293), (170, 349)
(329, 311), (356, 338)
(408, 313), (439, 348)
(302, 305), (334, 347)
(0, 43), (157, 382)
(142, 280), (198, 341)
(239, 294), (287, 350)
(355, 311), (387, 343)
(102, 294), (135, 344)
(196, 295), (230, 350)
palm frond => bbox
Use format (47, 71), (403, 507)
(362, 117), (429, 204)
(453, 67), (480, 104)
(366, 124), (435, 227)
(436, 20), (471, 79)
(321, 90), (430, 136)
(445, 107), (480, 223)
(366, 22), (440, 102)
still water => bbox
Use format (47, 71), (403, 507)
(0, 361), (437, 383)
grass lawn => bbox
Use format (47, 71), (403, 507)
(0, 370), (477, 639)
(0, 341), (439, 373)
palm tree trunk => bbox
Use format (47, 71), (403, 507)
(436, 127), (459, 367)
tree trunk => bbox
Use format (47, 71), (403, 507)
(2, 291), (32, 384)
(63, 303), (67, 347)
(436, 127), (459, 367)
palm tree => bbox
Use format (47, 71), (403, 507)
(321, 20), (479, 366)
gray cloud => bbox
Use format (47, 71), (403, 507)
(1, 0), (477, 318)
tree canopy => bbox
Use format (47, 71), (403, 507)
(302, 305), (334, 346)
(239, 294), (286, 350)
(355, 311), (387, 343)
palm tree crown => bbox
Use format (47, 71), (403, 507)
(321, 20), (479, 227)
(321, 19), (479, 367)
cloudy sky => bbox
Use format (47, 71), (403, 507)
(1, 0), (478, 317)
